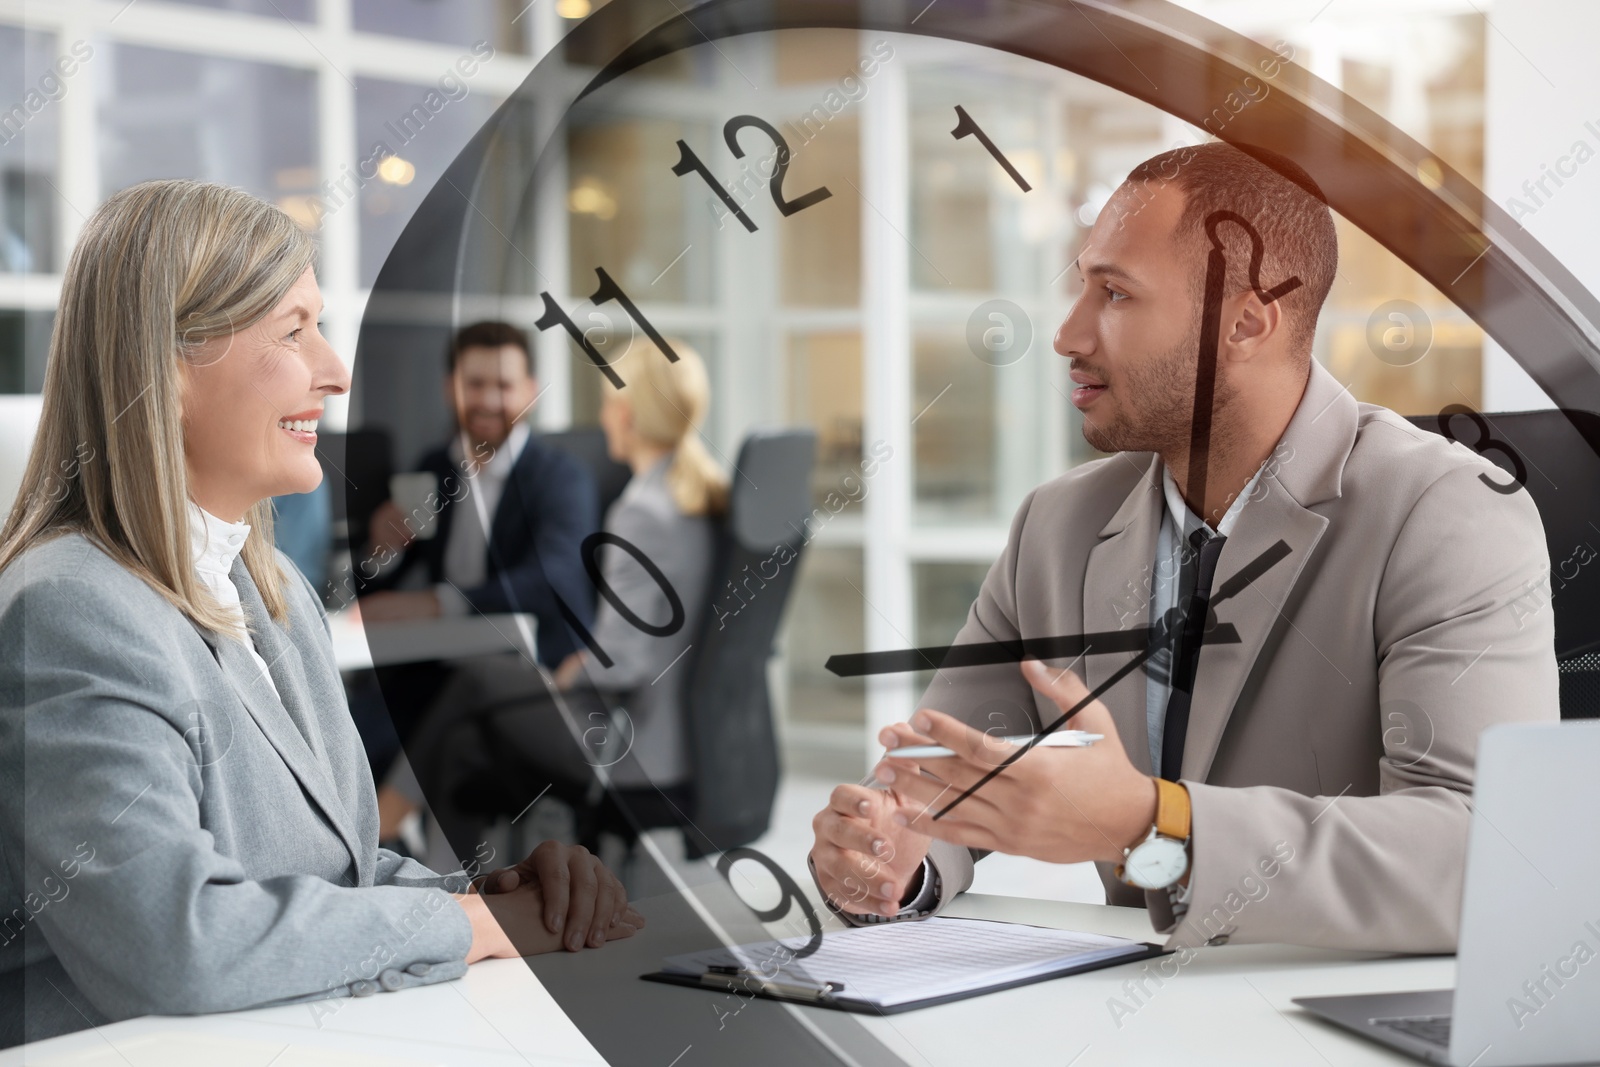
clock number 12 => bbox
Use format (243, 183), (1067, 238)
(673, 114), (832, 231)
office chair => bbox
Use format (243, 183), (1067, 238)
(1404, 409), (1600, 719)
(453, 429), (818, 862)
(543, 426), (633, 520)
(315, 426), (394, 554)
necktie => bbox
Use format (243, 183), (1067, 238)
(1160, 527), (1227, 782)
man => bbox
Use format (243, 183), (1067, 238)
(357, 320), (597, 663)
(810, 143), (1557, 953)
(355, 321), (599, 833)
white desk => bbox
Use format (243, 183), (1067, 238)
(328, 611), (538, 671)
(4, 893), (1452, 1066)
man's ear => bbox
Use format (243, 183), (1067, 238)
(1221, 289), (1283, 362)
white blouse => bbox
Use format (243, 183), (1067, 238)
(187, 500), (281, 702)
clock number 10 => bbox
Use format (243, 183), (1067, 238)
(673, 114), (832, 232)
(554, 531), (686, 670)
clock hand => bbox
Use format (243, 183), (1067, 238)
(1186, 210), (1303, 515)
(1209, 537), (1291, 606)
(824, 623), (1241, 678)
(929, 641), (1159, 821)
(830, 537), (1292, 679)
(825, 537), (1288, 822)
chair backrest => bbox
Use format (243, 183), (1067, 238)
(316, 427), (393, 552)
(543, 426), (633, 521)
(1404, 409), (1600, 719)
(679, 428), (817, 852)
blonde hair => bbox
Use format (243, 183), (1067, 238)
(611, 341), (729, 517)
(0, 179), (316, 635)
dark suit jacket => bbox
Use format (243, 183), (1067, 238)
(360, 431), (599, 668)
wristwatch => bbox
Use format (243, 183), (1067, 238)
(1116, 778), (1192, 890)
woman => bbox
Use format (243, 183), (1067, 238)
(0, 180), (640, 1049)
(552, 340), (728, 778)
(401, 343), (727, 850)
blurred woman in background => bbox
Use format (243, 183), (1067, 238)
(403, 342), (727, 862)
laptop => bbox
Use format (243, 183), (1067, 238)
(1294, 720), (1600, 1066)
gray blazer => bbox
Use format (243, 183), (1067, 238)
(824, 361), (1558, 953)
(0, 531), (476, 1049)
(581, 456), (717, 787)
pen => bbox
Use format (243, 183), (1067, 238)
(886, 731), (1103, 759)
(701, 965), (842, 1002)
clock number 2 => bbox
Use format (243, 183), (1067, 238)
(1437, 404), (1527, 494)
(673, 114), (832, 231)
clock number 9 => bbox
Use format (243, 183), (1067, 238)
(1436, 404), (1527, 494)
(716, 847), (824, 960)
(554, 531), (685, 669)
(673, 114), (832, 231)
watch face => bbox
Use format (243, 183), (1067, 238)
(1124, 836), (1190, 891)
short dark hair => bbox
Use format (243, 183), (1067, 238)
(446, 320), (534, 375)
(1122, 142), (1338, 357)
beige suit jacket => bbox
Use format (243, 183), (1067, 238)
(898, 362), (1557, 953)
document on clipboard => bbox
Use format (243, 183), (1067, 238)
(643, 916), (1165, 1015)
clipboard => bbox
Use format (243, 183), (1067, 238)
(641, 921), (1169, 1015)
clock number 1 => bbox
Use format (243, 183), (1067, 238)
(951, 105), (1032, 192)
(673, 114), (832, 230)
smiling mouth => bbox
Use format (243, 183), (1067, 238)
(278, 416), (318, 442)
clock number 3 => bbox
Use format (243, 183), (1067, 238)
(673, 114), (832, 232)
(1436, 404), (1527, 494)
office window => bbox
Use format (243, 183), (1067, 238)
(353, 76), (502, 287)
(98, 44), (319, 214)
(778, 116), (862, 306)
(0, 26), (62, 274)
(780, 545), (867, 730)
(567, 116), (716, 304)
(912, 331), (997, 521)
(910, 559), (990, 697)
(162, 0), (314, 20)
(352, 0), (527, 54)
(786, 332), (863, 504)
(909, 69), (1050, 295)
(1322, 225), (1484, 417)
(561, 5), (705, 81)
(1315, 16), (1487, 416)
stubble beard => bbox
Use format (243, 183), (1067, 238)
(1079, 319), (1239, 463)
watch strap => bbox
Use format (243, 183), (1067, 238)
(1154, 777), (1191, 841)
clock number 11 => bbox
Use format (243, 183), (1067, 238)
(534, 267), (679, 390)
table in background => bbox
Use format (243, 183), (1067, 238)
(327, 610), (537, 671)
(4, 894), (1453, 1067)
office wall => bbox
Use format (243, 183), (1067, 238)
(1483, 0), (1599, 411)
